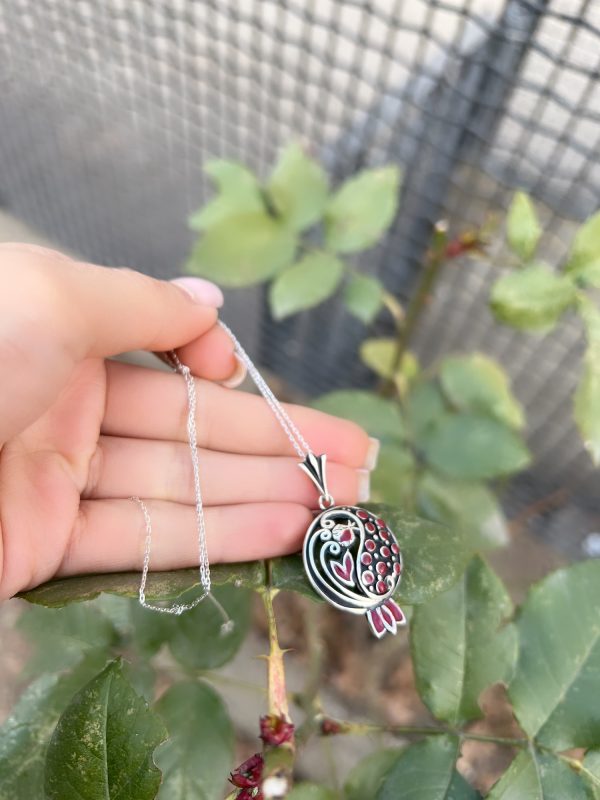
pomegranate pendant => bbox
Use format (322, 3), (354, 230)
(299, 454), (406, 638)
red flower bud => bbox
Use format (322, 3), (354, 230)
(229, 753), (264, 789)
(259, 714), (295, 746)
(320, 717), (345, 736)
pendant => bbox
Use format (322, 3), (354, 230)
(299, 454), (406, 638)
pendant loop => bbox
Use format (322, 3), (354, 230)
(298, 453), (335, 508)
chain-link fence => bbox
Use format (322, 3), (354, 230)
(1, 0), (599, 553)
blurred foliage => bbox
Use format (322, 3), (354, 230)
(187, 143), (400, 324)
(491, 191), (600, 464)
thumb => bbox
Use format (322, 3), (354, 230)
(1, 244), (224, 358)
(69, 264), (224, 358)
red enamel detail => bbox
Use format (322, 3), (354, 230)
(365, 522), (376, 533)
(365, 539), (376, 552)
(376, 518), (386, 527)
(384, 599), (404, 622)
(376, 580), (387, 594)
(332, 551), (354, 583)
(338, 528), (354, 544)
(391, 543), (399, 554)
(361, 553), (372, 566)
(393, 562), (402, 575)
(369, 607), (385, 634)
(380, 528), (390, 540)
(357, 510), (369, 519)
(363, 571), (374, 585)
(381, 546), (391, 558)
(376, 562), (388, 575)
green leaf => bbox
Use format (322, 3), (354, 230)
(574, 300), (600, 465)
(344, 748), (400, 800)
(0, 656), (108, 799)
(45, 660), (167, 800)
(20, 508), (466, 610)
(186, 212), (297, 287)
(377, 736), (479, 800)
(417, 471), (509, 550)
(487, 750), (589, 800)
(360, 337), (397, 379)
(18, 603), (117, 675)
(268, 506), (469, 607)
(267, 143), (329, 231)
(565, 210), (600, 287)
(411, 556), (516, 724)
(19, 560), (266, 608)
(155, 681), (234, 800)
(287, 784), (337, 800)
(382, 505), (470, 606)
(188, 160), (264, 231)
(506, 191), (542, 260)
(509, 559), (600, 750)
(343, 273), (384, 323)
(312, 390), (404, 442)
(490, 263), (577, 331)
(421, 413), (531, 480)
(325, 166), (401, 253)
(371, 443), (416, 509)
(583, 750), (600, 799)
(269, 251), (344, 319)
(405, 380), (446, 439)
(149, 585), (251, 671)
(439, 353), (524, 430)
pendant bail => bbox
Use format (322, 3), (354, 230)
(298, 453), (335, 510)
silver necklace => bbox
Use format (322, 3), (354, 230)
(131, 322), (406, 639)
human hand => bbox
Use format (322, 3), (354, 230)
(0, 244), (375, 598)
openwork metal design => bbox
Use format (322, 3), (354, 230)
(302, 505), (406, 638)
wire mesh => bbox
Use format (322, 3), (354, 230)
(1, 0), (599, 552)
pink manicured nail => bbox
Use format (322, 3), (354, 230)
(220, 355), (247, 389)
(171, 277), (224, 308)
(358, 469), (371, 502)
(363, 437), (380, 471)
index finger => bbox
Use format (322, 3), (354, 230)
(102, 361), (375, 469)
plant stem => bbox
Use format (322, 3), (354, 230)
(390, 221), (449, 376)
(260, 569), (289, 719)
(319, 717), (528, 748)
(259, 561), (295, 796)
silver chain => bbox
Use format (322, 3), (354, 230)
(130, 321), (315, 620)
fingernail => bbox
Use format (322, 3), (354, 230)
(358, 469), (371, 503)
(171, 277), (224, 308)
(363, 437), (380, 471)
(220, 354), (247, 389)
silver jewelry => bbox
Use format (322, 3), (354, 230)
(131, 322), (406, 639)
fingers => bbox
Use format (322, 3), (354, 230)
(166, 324), (239, 383)
(0, 243), (229, 361)
(60, 500), (311, 575)
(103, 361), (373, 468)
(86, 435), (369, 506)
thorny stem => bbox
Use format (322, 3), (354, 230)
(259, 561), (295, 794)
(320, 717), (528, 748)
(387, 221), (449, 383)
(261, 566), (289, 719)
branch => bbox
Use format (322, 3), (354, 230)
(259, 561), (295, 798)
(318, 716), (528, 748)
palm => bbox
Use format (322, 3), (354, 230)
(0, 358), (107, 595)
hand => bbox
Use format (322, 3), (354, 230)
(0, 244), (375, 599)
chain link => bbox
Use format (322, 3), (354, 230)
(130, 321), (315, 619)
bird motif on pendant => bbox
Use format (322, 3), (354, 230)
(302, 506), (406, 638)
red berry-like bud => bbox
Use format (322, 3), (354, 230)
(259, 713), (295, 746)
(320, 717), (343, 736)
(229, 753), (264, 788)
